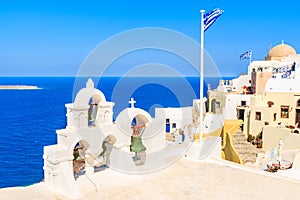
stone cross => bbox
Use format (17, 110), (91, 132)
(129, 98), (136, 108)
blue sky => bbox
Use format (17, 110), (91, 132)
(1, 0), (300, 77)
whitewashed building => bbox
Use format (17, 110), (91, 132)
(43, 79), (165, 198)
(155, 107), (193, 133)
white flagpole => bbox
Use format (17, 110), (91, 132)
(249, 51), (252, 65)
(199, 10), (205, 143)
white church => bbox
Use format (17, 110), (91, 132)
(43, 78), (165, 196)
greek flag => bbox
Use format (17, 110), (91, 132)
(240, 51), (252, 60)
(203, 8), (223, 32)
(292, 62), (296, 71)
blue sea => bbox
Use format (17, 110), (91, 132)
(0, 76), (233, 188)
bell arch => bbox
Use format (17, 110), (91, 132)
(74, 89), (106, 107)
(115, 108), (152, 135)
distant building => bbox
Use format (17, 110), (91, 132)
(207, 41), (300, 151)
(155, 107), (193, 134)
(245, 78), (300, 150)
(246, 78), (300, 133)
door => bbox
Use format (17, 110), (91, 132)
(211, 99), (216, 113)
(237, 109), (245, 121)
(166, 124), (170, 133)
(237, 108), (245, 131)
(296, 109), (300, 128)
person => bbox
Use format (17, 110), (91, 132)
(179, 128), (185, 142)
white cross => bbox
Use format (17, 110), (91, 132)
(129, 97), (136, 108)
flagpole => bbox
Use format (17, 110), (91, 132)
(199, 10), (205, 143)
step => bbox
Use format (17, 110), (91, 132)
(231, 129), (265, 163)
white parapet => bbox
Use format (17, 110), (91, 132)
(185, 136), (222, 160)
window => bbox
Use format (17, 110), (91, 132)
(241, 101), (246, 106)
(297, 100), (300, 107)
(216, 102), (220, 109)
(255, 112), (261, 121)
(166, 119), (170, 124)
(172, 123), (176, 128)
(258, 67), (263, 72)
(281, 106), (289, 118)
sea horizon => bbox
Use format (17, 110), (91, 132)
(0, 75), (238, 78)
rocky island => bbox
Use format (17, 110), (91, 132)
(0, 85), (40, 90)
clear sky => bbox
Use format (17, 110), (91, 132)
(1, 0), (300, 77)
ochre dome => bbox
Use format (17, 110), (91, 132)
(267, 42), (296, 57)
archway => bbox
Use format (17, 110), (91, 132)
(95, 135), (117, 172)
(72, 80), (107, 127)
(130, 116), (147, 166)
(72, 140), (88, 178)
(73, 80), (106, 107)
(88, 94), (102, 126)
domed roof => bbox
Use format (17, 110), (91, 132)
(267, 42), (296, 57)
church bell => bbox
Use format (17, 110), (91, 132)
(130, 135), (146, 153)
